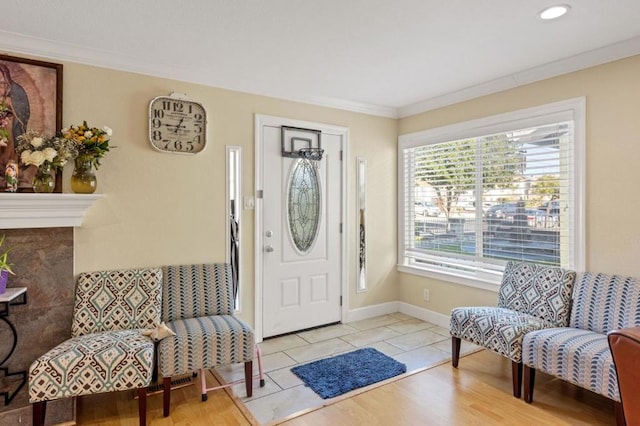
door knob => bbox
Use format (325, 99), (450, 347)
(264, 245), (274, 252)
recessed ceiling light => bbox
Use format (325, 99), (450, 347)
(539, 5), (570, 20)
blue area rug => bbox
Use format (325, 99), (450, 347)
(291, 347), (407, 399)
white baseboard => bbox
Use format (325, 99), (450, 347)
(345, 301), (450, 329)
(344, 302), (399, 323)
(397, 302), (450, 328)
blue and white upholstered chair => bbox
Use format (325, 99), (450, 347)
(28, 268), (162, 426)
(157, 263), (261, 416)
(449, 261), (576, 397)
(523, 272), (640, 414)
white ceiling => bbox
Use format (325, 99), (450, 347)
(2, 0), (640, 118)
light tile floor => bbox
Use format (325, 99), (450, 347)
(215, 313), (480, 425)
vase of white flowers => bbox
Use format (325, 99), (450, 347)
(32, 161), (55, 193)
(15, 129), (78, 193)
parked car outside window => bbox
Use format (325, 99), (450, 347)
(414, 201), (440, 217)
(538, 200), (560, 215)
(485, 203), (517, 219)
(526, 209), (542, 227)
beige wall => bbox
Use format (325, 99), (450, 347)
(59, 62), (398, 327)
(398, 54), (640, 317)
(18, 52), (640, 327)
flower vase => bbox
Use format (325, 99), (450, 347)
(32, 162), (55, 193)
(4, 160), (18, 193)
(0, 269), (8, 294)
(71, 154), (97, 194)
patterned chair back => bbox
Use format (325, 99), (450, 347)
(162, 263), (234, 322)
(497, 261), (577, 326)
(71, 268), (163, 337)
(570, 272), (640, 334)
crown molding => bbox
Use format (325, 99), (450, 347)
(281, 95), (397, 119)
(0, 193), (103, 229)
(0, 30), (397, 119)
(398, 36), (640, 118)
(2, 30), (639, 121)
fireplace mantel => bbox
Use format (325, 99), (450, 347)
(0, 193), (103, 229)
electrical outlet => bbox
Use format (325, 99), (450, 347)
(243, 196), (255, 210)
(423, 289), (430, 302)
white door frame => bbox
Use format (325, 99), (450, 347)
(254, 114), (349, 342)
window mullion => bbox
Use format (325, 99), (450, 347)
(474, 137), (484, 259)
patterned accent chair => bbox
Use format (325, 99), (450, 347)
(157, 263), (256, 416)
(522, 273), (640, 423)
(28, 268), (162, 426)
(450, 261), (576, 397)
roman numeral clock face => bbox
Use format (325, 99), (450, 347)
(148, 95), (207, 154)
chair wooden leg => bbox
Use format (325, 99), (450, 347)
(615, 401), (627, 426)
(452, 336), (461, 368)
(151, 341), (159, 383)
(138, 387), (147, 426)
(163, 376), (171, 417)
(511, 361), (523, 398)
(32, 401), (46, 426)
(244, 360), (253, 397)
(523, 365), (535, 403)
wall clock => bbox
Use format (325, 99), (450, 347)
(148, 92), (207, 154)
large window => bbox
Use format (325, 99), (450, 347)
(398, 99), (585, 289)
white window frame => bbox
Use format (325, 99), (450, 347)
(397, 98), (585, 291)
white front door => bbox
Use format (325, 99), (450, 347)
(256, 116), (345, 338)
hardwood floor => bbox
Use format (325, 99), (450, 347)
(77, 350), (615, 425)
(283, 350), (615, 426)
(77, 371), (250, 426)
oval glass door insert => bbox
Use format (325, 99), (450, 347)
(287, 159), (321, 253)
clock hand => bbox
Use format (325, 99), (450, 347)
(174, 118), (185, 133)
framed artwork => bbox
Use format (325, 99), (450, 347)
(0, 54), (63, 192)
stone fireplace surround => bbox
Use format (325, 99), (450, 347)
(0, 193), (101, 425)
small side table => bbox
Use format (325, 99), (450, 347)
(0, 287), (27, 405)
